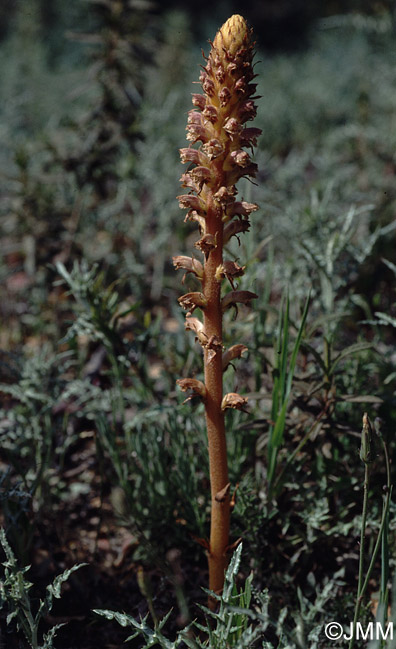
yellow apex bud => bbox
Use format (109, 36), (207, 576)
(213, 14), (248, 56)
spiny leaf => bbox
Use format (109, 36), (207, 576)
(45, 563), (87, 603)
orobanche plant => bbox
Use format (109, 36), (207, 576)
(173, 15), (261, 597)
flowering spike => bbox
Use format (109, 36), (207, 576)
(175, 14), (260, 602)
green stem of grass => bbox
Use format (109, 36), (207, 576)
(348, 460), (370, 649)
(379, 435), (391, 624)
(348, 425), (391, 649)
(267, 293), (310, 497)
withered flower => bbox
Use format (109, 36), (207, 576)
(221, 392), (249, 412)
(178, 292), (207, 315)
(215, 261), (246, 287)
(176, 378), (206, 403)
(221, 290), (258, 313)
(172, 255), (203, 283)
(222, 344), (248, 371)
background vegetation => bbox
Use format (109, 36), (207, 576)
(0, 1), (396, 647)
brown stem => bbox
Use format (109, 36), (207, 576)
(203, 199), (230, 597)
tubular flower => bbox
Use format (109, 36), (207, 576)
(222, 344), (248, 371)
(215, 261), (246, 287)
(172, 255), (203, 283)
(176, 378), (206, 403)
(178, 292), (207, 315)
(175, 14), (260, 601)
(221, 290), (258, 313)
(221, 392), (249, 412)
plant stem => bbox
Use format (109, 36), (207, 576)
(348, 411), (372, 649)
(203, 203), (230, 596)
(360, 466), (370, 599)
(358, 437), (392, 609)
(348, 419), (392, 649)
(379, 434), (391, 621)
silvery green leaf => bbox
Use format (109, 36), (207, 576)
(45, 564), (87, 612)
(41, 623), (66, 649)
(374, 311), (396, 328)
